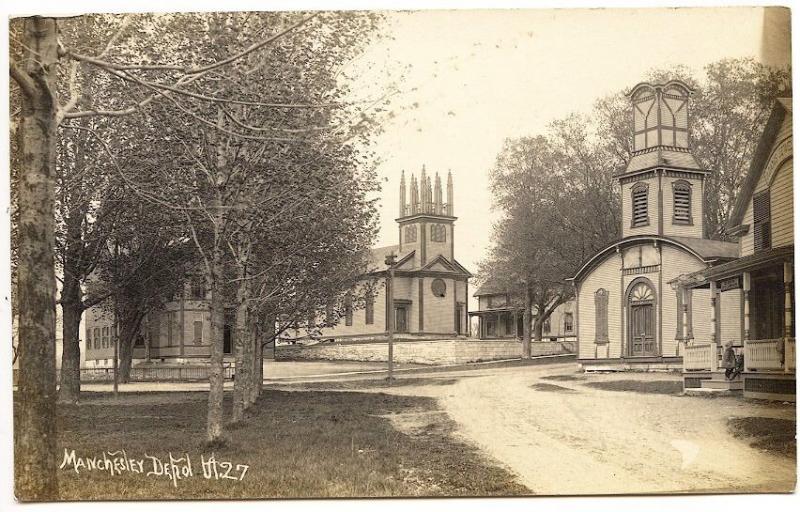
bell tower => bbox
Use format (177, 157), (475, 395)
(397, 166), (456, 264)
(620, 80), (710, 239)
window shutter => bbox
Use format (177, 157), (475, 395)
(673, 182), (691, 223)
(365, 293), (374, 325)
(753, 191), (771, 251)
(345, 295), (353, 326)
(632, 185), (649, 227)
(595, 289), (609, 343)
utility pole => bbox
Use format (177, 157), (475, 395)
(113, 239), (119, 396)
(385, 252), (397, 385)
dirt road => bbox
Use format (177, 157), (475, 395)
(425, 362), (796, 495)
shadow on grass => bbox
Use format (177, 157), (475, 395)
(583, 380), (684, 395)
(540, 374), (587, 382)
(269, 376), (460, 391)
(529, 383), (578, 393)
(728, 416), (796, 459)
(48, 389), (528, 500)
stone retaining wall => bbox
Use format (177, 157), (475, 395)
(275, 339), (576, 365)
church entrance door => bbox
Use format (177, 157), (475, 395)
(627, 280), (657, 357)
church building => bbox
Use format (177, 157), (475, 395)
(319, 167), (472, 341)
(569, 80), (739, 370)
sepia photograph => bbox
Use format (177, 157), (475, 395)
(3, 0), (797, 507)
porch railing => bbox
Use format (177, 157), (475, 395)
(683, 343), (714, 371)
(744, 339), (785, 372)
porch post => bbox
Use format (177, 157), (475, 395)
(710, 280), (718, 372)
(783, 261), (793, 337)
(784, 261), (793, 372)
(742, 272), (751, 341)
(681, 288), (689, 350)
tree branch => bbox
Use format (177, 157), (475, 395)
(10, 61), (37, 99)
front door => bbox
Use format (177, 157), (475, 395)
(629, 303), (655, 356)
(628, 281), (657, 357)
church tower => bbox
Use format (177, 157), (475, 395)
(620, 80), (710, 239)
(397, 166), (456, 265)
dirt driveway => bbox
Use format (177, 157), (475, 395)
(377, 361), (796, 495)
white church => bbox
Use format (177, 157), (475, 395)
(568, 80), (739, 370)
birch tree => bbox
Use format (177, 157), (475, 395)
(10, 11), (364, 496)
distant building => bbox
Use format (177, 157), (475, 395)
(319, 167), (472, 341)
(470, 280), (575, 341)
(83, 276), (239, 366)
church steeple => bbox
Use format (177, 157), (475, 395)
(397, 165), (458, 263)
(620, 79), (709, 240)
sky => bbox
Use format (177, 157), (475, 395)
(349, 6), (787, 307)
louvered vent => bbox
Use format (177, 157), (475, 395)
(632, 185), (649, 227)
(753, 191), (771, 252)
(673, 182), (691, 223)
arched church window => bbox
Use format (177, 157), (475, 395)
(431, 279), (446, 297)
(629, 282), (655, 303)
(631, 183), (649, 227)
(594, 289), (609, 344)
(431, 224), (446, 243)
(672, 180), (692, 224)
(405, 225), (417, 243)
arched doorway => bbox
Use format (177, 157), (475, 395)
(627, 278), (657, 357)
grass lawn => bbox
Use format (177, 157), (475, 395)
(727, 416), (797, 459)
(582, 379), (684, 395)
(49, 388), (529, 499)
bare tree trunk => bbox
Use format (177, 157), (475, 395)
(58, 294), (82, 403)
(13, 16), (60, 501)
(206, 201), (226, 445)
(245, 317), (260, 408)
(259, 312), (275, 398)
(522, 285), (532, 359)
(58, 211), (85, 403)
(533, 317), (544, 341)
(117, 313), (143, 384)
(250, 321), (264, 405)
(231, 291), (249, 423)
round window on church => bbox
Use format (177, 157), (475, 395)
(431, 278), (446, 297)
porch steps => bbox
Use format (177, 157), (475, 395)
(701, 377), (743, 391)
(683, 371), (743, 395)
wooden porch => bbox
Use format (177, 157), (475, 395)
(469, 308), (524, 340)
(683, 337), (795, 400)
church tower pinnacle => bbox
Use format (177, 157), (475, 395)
(446, 171), (454, 216)
(397, 165), (458, 263)
(399, 170), (407, 217)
